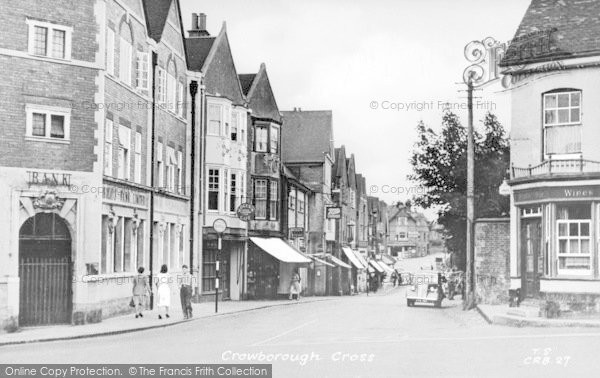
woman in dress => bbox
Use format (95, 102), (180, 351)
(289, 269), (301, 300)
(155, 264), (170, 319)
(132, 266), (150, 318)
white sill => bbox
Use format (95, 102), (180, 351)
(556, 270), (593, 277)
(30, 53), (70, 62)
(25, 136), (70, 144)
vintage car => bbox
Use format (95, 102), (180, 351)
(406, 271), (445, 308)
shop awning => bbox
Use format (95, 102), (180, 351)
(353, 250), (369, 268)
(378, 261), (395, 275)
(342, 247), (365, 269)
(369, 260), (385, 273)
(250, 237), (312, 263)
(310, 255), (335, 267)
(327, 255), (352, 269)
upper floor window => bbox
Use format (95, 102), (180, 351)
(255, 125), (268, 152)
(254, 179), (268, 219)
(27, 20), (72, 60)
(176, 81), (185, 118)
(270, 126), (279, 154)
(25, 104), (70, 141)
(104, 119), (114, 175)
(106, 28), (115, 75)
(270, 181), (278, 220)
(166, 61), (177, 113)
(135, 51), (150, 92)
(208, 169), (220, 211)
(231, 111), (238, 142)
(543, 90), (582, 157)
(157, 67), (166, 105)
(117, 125), (131, 180)
(208, 104), (222, 136)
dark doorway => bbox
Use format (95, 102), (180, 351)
(520, 218), (542, 299)
(19, 213), (73, 326)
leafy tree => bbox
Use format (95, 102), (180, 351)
(409, 111), (509, 268)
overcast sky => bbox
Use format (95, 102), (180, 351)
(180, 0), (531, 216)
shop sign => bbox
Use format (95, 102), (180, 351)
(514, 185), (600, 204)
(236, 203), (255, 221)
(27, 171), (71, 187)
(326, 207), (341, 219)
(289, 227), (304, 238)
(103, 184), (148, 207)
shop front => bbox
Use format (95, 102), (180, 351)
(342, 247), (367, 293)
(248, 237), (311, 299)
(512, 182), (600, 311)
(201, 234), (246, 302)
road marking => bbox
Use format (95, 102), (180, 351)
(250, 319), (318, 347)
(254, 331), (600, 347)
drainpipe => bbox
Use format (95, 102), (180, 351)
(199, 79), (207, 296)
(149, 51), (158, 309)
(189, 80), (198, 278)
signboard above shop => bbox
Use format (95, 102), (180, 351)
(514, 185), (600, 205)
(27, 171), (71, 187)
(326, 207), (341, 219)
(103, 183), (148, 207)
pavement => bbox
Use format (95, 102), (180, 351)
(477, 304), (600, 328)
(0, 295), (338, 347)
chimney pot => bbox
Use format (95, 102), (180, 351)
(199, 13), (207, 31)
(192, 13), (199, 29)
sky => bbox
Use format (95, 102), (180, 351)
(180, 0), (531, 217)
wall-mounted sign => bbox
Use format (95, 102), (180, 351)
(103, 184), (148, 207)
(236, 203), (255, 221)
(289, 227), (304, 238)
(213, 218), (227, 234)
(27, 171), (71, 187)
(514, 185), (600, 205)
(326, 207), (341, 219)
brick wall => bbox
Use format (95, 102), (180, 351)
(474, 218), (510, 305)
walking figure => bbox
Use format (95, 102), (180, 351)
(179, 265), (193, 319)
(155, 264), (171, 319)
(132, 267), (150, 318)
(289, 269), (301, 300)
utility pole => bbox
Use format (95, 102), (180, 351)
(464, 78), (476, 310)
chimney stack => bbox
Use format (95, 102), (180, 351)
(189, 13), (210, 37)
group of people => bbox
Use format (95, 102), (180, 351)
(131, 264), (194, 320)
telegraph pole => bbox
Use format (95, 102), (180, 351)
(464, 78), (476, 310)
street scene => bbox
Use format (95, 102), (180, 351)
(2, 0), (600, 377)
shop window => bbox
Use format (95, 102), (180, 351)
(557, 204), (591, 275)
(123, 219), (133, 272)
(162, 223), (169, 267)
(114, 217), (123, 272)
(136, 220), (144, 269)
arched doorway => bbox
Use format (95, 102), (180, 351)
(19, 213), (72, 326)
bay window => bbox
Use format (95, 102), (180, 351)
(270, 181), (278, 220)
(254, 179), (267, 219)
(255, 125), (268, 152)
(543, 90), (581, 157)
(231, 111), (238, 141)
(208, 104), (222, 135)
(557, 203), (591, 275)
(208, 169), (220, 211)
(270, 126), (279, 154)
(230, 173), (238, 213)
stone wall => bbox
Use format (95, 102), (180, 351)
(474, 218), (510, 305)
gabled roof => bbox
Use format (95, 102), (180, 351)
(347, 155), (356, 189)
(333, 146), (347, 180)
(240, 64), (282, 123)
(185, 37), (216, 71)
(185, 23), (246, 105)
(238, 74), (256, 96)
(500, 0), (600, 66)
(281, 110), (334, 163)
(142, 0), (173, 42)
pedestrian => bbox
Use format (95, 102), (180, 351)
(132, 266), (150, 318)
(391, 270), (398, 287)
(155, 264), (170, 319)
(289, 269), (301, 300)
(179, 265), (193, 319)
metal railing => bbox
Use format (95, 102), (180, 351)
(512, 157), (600, 179)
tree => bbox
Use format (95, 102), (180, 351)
(409, 111), (510, 268)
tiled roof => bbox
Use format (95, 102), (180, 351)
(185, 37), (216, 71)
(142, 0), (173, 42)
(281, 110), (333, 163)
(500, 0), (600, 66)
(238, 74), (256, 96)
